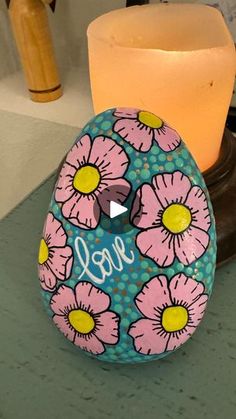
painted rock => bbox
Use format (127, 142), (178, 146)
(38, 108), (217, 363)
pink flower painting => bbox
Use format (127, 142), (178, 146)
(113, 108), (181, 152)
(38, 212), (73, 292)
(55, 134), (131, 229)
(50, 282), (120, 354)
(128, 273), (208, 355)
(131, 171), (211, 267)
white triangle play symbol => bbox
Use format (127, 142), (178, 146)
(110, 201), (128, 219)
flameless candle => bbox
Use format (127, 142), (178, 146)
(87, 4), (236, 171)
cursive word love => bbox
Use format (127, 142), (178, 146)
(74, 236), (135, 284)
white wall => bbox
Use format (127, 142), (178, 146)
(0, 0), (20, 77)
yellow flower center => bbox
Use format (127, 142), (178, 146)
(162, 306), (188, 332)
(73, 165), (100, 194)
(38, 238), (49, 265)
(68, 309), (95, 334)
(138, 111), (163, 129)
(162, 204), (191, 234)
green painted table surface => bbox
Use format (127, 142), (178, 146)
(0, 175), (236, 419)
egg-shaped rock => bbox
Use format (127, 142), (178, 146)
(38, 108), (217, 363)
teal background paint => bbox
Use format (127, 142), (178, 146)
(1, 174), (235, 419)
(41, 108), (217, 363)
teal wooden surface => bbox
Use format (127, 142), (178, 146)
(0, 175), (236, 419)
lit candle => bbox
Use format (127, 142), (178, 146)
(87, 4), (236, 171)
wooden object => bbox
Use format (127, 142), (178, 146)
(8, 0), (62, 102)
(204, 128), (236, 266)
(227, 106), (236, 132)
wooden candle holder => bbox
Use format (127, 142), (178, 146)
(204, 128), (236, 266)
(227, 107), (236, 132)
(7, 0), (62, 102)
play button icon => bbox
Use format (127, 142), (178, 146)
(110, 201), (128, 219)
(99, 185), (135, 235)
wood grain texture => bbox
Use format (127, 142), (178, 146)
(8, 0), (62, 102)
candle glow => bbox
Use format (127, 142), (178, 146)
(87, 4), (236, 171)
